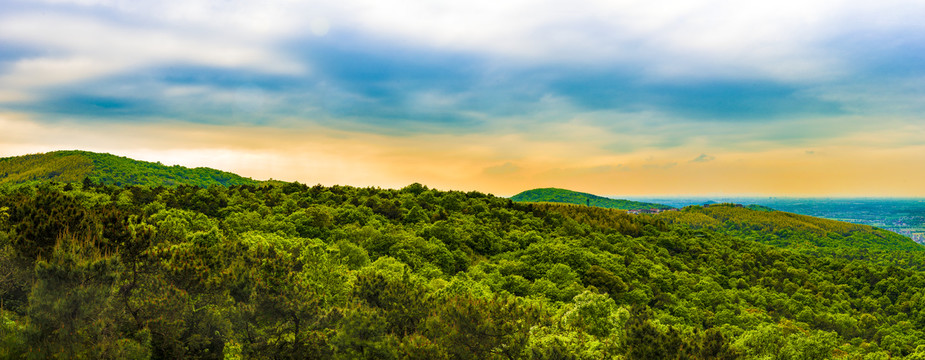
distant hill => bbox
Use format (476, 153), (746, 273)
(658, 203), (922, 252)
(0, 150), (259, 187)
(510, 187), (671, 210)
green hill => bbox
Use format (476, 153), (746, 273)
(510, 187), (671, 210)
(658, 203), (923, 252)
(0, 150), (258, 187)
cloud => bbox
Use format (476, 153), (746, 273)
(548, 72), (845, 120)
(690, 154), (715, 163)
(0, 10), (302, 94)
(4, 0), (925, 81)
(308, 0), (925, 81)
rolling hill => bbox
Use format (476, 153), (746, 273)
(510, 187), (672, 210)
(0, 150), (258, 187)
(657, 203), (923, 252)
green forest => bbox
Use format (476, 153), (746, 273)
(2, 153), (925, 359)
(0, 151), (258, 188)
(511, 188), (671, 210)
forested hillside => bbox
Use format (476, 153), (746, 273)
(511, 188), (671, 210)
(0, 151), (258, 187)
(659, 204), (921, 251)
(3, 179), (925, 359)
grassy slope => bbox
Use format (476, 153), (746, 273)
(0, 150), (258, 187)
(0, 152), (93, 184)
(511, 187), (671, 210)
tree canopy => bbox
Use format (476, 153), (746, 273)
(2, 179), (925, 359)
(0, 151), (258, 188)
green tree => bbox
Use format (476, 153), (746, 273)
(24, 235), (151, 359)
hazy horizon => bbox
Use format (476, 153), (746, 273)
(2, 1), (924, 196)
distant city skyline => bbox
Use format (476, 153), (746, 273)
(2, 0), (924, 196)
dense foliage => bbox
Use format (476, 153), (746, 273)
(0, 151), (258, 187)
(3, 179), (925, 359)
(658, 205), (920, 252)
(658, 205), (925, 271)
(511, 188), (671, 210)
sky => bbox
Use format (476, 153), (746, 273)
(1, 0), (925, 196)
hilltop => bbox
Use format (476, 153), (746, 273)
(0, 150), (258, 187)
(511, 187), (671, 210)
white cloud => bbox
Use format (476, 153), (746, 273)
(318, 0), (925, 81)
(0, 56), (128, 90)
(3, 0), (925, 112)
(0, 11), (303, 95)
(30, 0), (326, 38)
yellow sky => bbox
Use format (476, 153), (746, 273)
(3, 112), (924, 197)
